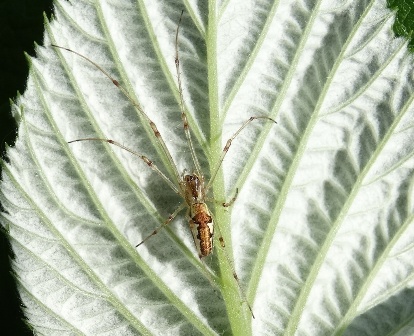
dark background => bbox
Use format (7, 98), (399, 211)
(0, 0), (413, 335)
(0, 1), (54, 334)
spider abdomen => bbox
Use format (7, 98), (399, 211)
(190, 203), (213, 257)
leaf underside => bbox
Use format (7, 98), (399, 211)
(2, 0), (414, 335)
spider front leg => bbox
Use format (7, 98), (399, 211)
(204, 116), (277, 195)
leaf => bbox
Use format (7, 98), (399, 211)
(2, 0), (414, 335)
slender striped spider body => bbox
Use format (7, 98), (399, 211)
(53, 11), (276, 319)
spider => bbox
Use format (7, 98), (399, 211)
(52, 10), (276, 319)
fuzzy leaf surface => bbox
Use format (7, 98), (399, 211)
(2, 0), (414, 335)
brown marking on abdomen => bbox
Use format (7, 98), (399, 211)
(191, 203), (213, 257)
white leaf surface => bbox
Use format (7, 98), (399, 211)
(2, 0), (414, 335)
